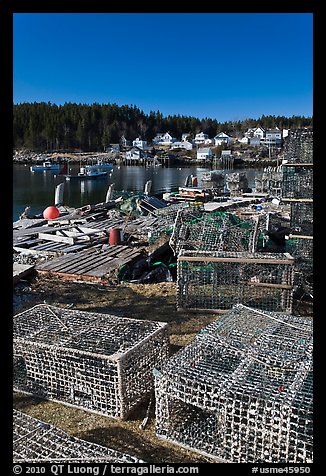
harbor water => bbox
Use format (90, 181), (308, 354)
(13, 163), (259, 221)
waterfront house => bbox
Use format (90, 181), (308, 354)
(214, 132), (233, 146)
(263, 128), (283, 146)
(244, 127), (265, 140)
(132, 137), (148, 149)
(194, 132), (209, 144)
(126, 147), (144, 161)
(197, 147), (213, 161)
(221, 150), (233, 158)
(152, 132), (177, 146)
(171, 141), (193, 150)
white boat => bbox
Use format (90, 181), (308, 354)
(30, 161), (61, 172)
(84, 163), (113, 172)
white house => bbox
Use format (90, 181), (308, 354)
(126, 147), (144, 161)
(263, 128), (283, 146)
(245, 127), (265, 140)
(181, 133), (192, 142)
(197, 147), (213, 161)
(194, 132), (209, 144)
(152, 132), (177, 146)
(282, 129), (289, 139)
(132, 137), (148, 149)
(239, 136), (250, 144)
(214, 132), (233, 146)
(171, 141), (193, 150)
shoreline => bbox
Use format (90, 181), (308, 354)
(13, 150), (281, 169)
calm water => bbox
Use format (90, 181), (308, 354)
(13, 163), (259, 221)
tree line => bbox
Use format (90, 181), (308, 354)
(13, 102), (313, 152)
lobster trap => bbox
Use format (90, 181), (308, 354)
(288, 199), (313, 236)
(154, 304), (313, 463)
(13, 304), (169, 419)
(170, 209), (266, 256)
(177, 251), (294, 313)
(13, 409), (145, 463)
(283, 129), (313, 164)
(286, 235), (313, 294)
(282, 164), (313, 199)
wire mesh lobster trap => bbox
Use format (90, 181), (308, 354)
(177, 251), (294, 313)
(13, 409), (145, 463)
(289, 200), (313, 236)
(283, 129), (313, 164)
(13, 304), (169, 419)
(154, 304), (313, 463)
(170, 209), (267, 256)
(286, 235), (313, 294)
(282, 164), (313, 199)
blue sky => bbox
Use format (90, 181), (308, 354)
(13, 13), (313, 122)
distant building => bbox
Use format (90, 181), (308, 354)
(197, 147), (213, 161)
(152, 132), (177, 146)
(181, 133), (192, 142)
(171, 141), (193, 150)
(126, 147), (144, 161)
(106, 144), (120, 153)
(120, 135), (131, 147)
(221, 149), (233, 158)
(214, 132), (233, 146)
(132, 137), (148, 149)
(263, 128), (283, 147)
(194, 132), (209, 144)
(249, 136), (261, 146)
(244, 127), (265, 140)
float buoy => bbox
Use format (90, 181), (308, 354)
(43, 206), (60, 220)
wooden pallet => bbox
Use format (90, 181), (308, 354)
(13, 263), (35, 285)
(36, 245), (145, 282)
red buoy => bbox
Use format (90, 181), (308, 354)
(43, 206), (60, 220)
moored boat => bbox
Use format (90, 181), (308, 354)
(30, 161), (61, 172)
(65, 167), (108, 181)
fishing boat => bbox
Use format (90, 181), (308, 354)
(65, 167), (108, 181)
(30, 161), (61, 172)
(84, 162), (113, 172)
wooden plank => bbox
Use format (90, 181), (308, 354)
(178, 256), (294, 265)
(289, 234), (313, 240)
(38, 232), (75, 245)
(282, 198), (313, 203)
(283, 163), (313, 167)
(13, 263), (35, 284)
(13, 224), (73, 240)
(36, 247), (98, 271)
(246, 282), (293, 289)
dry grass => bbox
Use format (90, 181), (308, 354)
(13, 275), (216, 463)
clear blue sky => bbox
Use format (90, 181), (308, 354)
(13, 13), (313, 122)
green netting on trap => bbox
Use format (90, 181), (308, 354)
(177, 251), (294, 313)
(170, 209), (267, 255)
